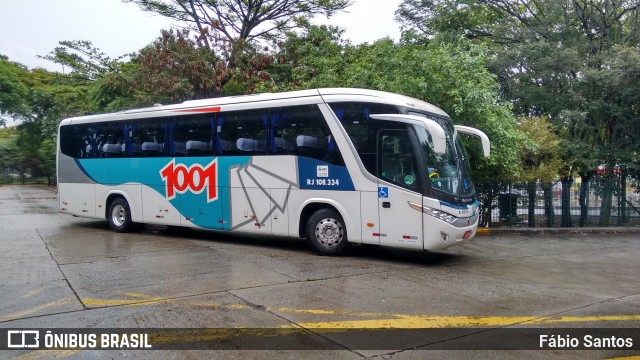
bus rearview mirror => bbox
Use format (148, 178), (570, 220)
(454, 125), (490, 157)
(369, 114), (447, 155)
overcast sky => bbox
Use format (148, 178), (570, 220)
(0, 0), (403, 72)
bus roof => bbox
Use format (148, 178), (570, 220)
(59, 88), (449, 126)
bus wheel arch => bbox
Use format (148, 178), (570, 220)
(107, 196), (134, 233)
(300, 203), (350, 256)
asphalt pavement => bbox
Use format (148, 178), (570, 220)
(1, 185), (639, 359)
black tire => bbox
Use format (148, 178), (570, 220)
(305, 208), (350, 256)
(108, 197), (134, 233)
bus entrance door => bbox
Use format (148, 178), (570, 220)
(375, 129), (424, 250)
(377, 185), (423, 250)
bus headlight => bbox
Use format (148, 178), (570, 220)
(408, 202), (457, 224)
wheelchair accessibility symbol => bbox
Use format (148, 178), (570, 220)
(378, 187), (388, 198)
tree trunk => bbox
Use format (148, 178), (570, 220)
(561, 177), (573, 227)
(579, 175), (590, 227)
(543, 182), (555, 227)
(599, 180), (613, 226)
(527, 181), (536, 227)
(46, 167), (52, 187)
(480, 187), (493, 227)
(478, 183), (499, 228)
(20, 160), (26, 184)
(620, 174), (627, 224)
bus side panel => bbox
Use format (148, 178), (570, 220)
(270, 188), (289, 236)
(226, 156), (298, 236)
(59, 183), (95, 218)
(288, 190), (362, 243)
(360, 190), (380, 245)
(141, 184), (181, 226)
(377, 185), (423, 250)
(228, 163), (272, 235)
(94, 184), (142, 223)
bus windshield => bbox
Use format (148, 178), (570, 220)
(414, 124), (476, 202)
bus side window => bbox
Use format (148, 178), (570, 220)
(328, 102), (400, 174)
(173, 115), (213, 156)
(270, 105), (344, 165)
(60, 125), (85, 159)
(217, 109), (268, 156)
(129, 119), (167, 157)
(99, 122), (125, 158)
(83, 125), (101, 158)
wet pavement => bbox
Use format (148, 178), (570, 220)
(0, 185), (639, 359)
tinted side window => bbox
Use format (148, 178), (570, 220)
(60, 125), (85, 158)
(128, 119), (167, 157)
(216, 109), (268, 156)
(172, 115), (214, 156)
(83, 124), (104, 158)
(328, 102), (400, 173)
(98, 122), (126, 158)
(271, 105), (344, 165)
(61, 123), (124, 159)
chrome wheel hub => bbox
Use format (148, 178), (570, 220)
(111, 204), (126, 227)
(315, 218), (343, 248)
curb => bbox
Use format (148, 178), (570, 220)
(476, 227), (640, 235)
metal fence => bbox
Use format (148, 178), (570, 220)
(3, 171), (639, 229)
(477, 178), (640, 228)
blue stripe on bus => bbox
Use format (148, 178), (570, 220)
(440, 200), (478, 210)
(74, 158), (97, 182)
(75, 156), (354, 230)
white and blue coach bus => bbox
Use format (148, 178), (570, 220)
(57, 88), (490, 255)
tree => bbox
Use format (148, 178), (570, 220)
(0, 56), (30, 126)
(39, 40), (130, 81)
(273, 26), (521, 225)
(0, 127), (19, 183)
(28, 68), (93, 139)
(15, 121), (44, 184)
(267, 22), (349, 91)
(127, 0), (351, 62)
(125, 30), (228, 105)
(95, 29), (274, 109)
(287, 32), (520, 181)
(517, 116), (563, 226)
(0, 53), (96, 184)
(397, 0), (640, 226)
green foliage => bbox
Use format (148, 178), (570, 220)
(128, 0), (351, 48)
(111, 29), (226, 106)
(0, 54), (94, 182)
(397, 0), (640, 180)
(517, 116), (563, 182)
(95, 29), (278, 108)
(269, 23), (349, 90)
(0, 127), (19, 176)
(28, 69), (93, 138)
(39, 40), (130, 81)
(0, 57), (30, 124)
(14, 120), (46, 182)
(274, 26), (520, 181)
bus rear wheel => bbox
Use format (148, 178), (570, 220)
(306, 208), (350, 256)
(108, 197), (134, 233)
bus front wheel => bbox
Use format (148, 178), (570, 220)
(306, 208), (350, 256)
(108, 197), (134, 233)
